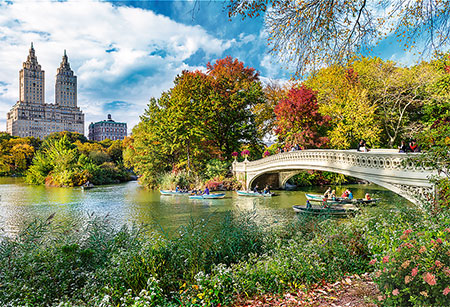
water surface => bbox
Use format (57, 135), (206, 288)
(0, 177), (409, 235)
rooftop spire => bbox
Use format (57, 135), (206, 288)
(31, 42), (34, 50)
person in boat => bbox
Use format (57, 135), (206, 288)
(306, 200), (312, 209)
(330, 189), (336, 200)
(175, 185), (180, 192)
(399, 141), (408, 153)
(295, 143), (301, 151)
(341, 190), (349, 198)
(83, 181), (92, 187)
(348, 190), (354, 200)
(253, 184), (260, 193)
(263, 185), (271, 194)
(323, 187), (331, 198)
(365, 193), (371, 200)
(203, 186), (210, 195)
(409, 140), (421, 153)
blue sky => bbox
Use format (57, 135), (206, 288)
(0, 0), (421, 134)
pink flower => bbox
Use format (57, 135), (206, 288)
(241, 149), (250, 156)
(382, 256), (389, 263)
(435, 260), (443, 268)
(377, 295), (384, 301)
(444, 228), (450, 233)
(419, 246), (426, 254)
(436, 238), (443, 244)
(231, 151), (238, 157)
(369, 259), (377, 265)
(375, 270), (381, 277)
(423, 272), (436, 286)
(403, 229), (413, 235)
(263, 151), (270, 157)
(444, 287), (450, 295)
(401, 260), (411, 269)
(412, 267), (418, 277)
(392, 289), (399, 296)
(405, 275), (413, 284)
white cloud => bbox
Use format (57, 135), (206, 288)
(0, 0), (234, 133)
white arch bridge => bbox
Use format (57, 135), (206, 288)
(232, 149), (435, 205)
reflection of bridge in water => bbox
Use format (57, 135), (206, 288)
(232, 149), (435, 205)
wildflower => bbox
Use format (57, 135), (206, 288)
(444, 287), (450, 296)
(405, 243), (414, 248)
(419, 246), (426, 254)
(403, 229), (413, 235)
(420, 291), (428, 297)
(436, 238), (443, 244)
(435, 260), (443, 268)
(405, 275), (413, 284)
(392, 289), (399, 296)
(444, 228), (450, 233)
(377, 295), (384, 301)
(382, 256), (389, 263)
(412, 267), (418, 277)
(423, 272), (436, 286)
(401, 260), (411, 269)
(369, 259), (377, 265)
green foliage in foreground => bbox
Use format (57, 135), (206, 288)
(0, 206), (448, 306)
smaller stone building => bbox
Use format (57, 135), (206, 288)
(88, 114), (127, 141)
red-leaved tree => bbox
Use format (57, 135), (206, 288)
(274, 85), (330, 149)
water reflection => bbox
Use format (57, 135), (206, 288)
(0, 177), (409, 235)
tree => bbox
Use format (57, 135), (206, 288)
(126, 57), (265, 187)
(252, 80), (290, 139)
(274, 85), (330, 149)
(305, 64), (381, 149)
(353, 57), (434, 147)
(206, 56), (264, 157)
(225, 0), (450, 76)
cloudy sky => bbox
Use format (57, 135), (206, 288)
(0, 0), (419, 134)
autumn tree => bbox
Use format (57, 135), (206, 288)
(353, 57), (435, 147)
(253, 80), (291, 139)
(206, 56), (264, 157)
(225, 0), (450, 76)
(274, 85), (330, 149)
(305, 64), (381, 149)
(126, 57), (265, 187)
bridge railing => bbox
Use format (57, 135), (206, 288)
(233, 149), (428, 173)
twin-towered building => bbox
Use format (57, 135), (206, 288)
(6, 44), (128, 141)
(7, 43), (84, 139)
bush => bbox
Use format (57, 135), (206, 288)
(371, 226), (450, 306)
(204, 159), (230, 179)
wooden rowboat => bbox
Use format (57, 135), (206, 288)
(292, 205), (359, 216)
(189, 193), (226, 199)
(236, 191), (274, 197)
(160, 190), (190, 195)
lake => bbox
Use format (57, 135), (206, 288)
(0, 177), (409, 235)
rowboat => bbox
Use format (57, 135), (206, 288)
(160, 190), (191, 195)
(81, 183), (95, 190)
(189, 193), (226, 199)
(236, 191), (273, 197)
(305, 193), (326, 201)
(292, 205), (359, 216)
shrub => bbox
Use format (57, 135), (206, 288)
(371, 227), (450, 306)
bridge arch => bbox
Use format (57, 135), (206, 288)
(233, 149), (435, 205)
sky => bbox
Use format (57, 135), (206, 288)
(0, 0), (421, 134)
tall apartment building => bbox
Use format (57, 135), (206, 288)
(88, 114), (127, 141)
(6, 43), (84, 139)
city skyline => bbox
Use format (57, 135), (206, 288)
(0, 0), (426, 135)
